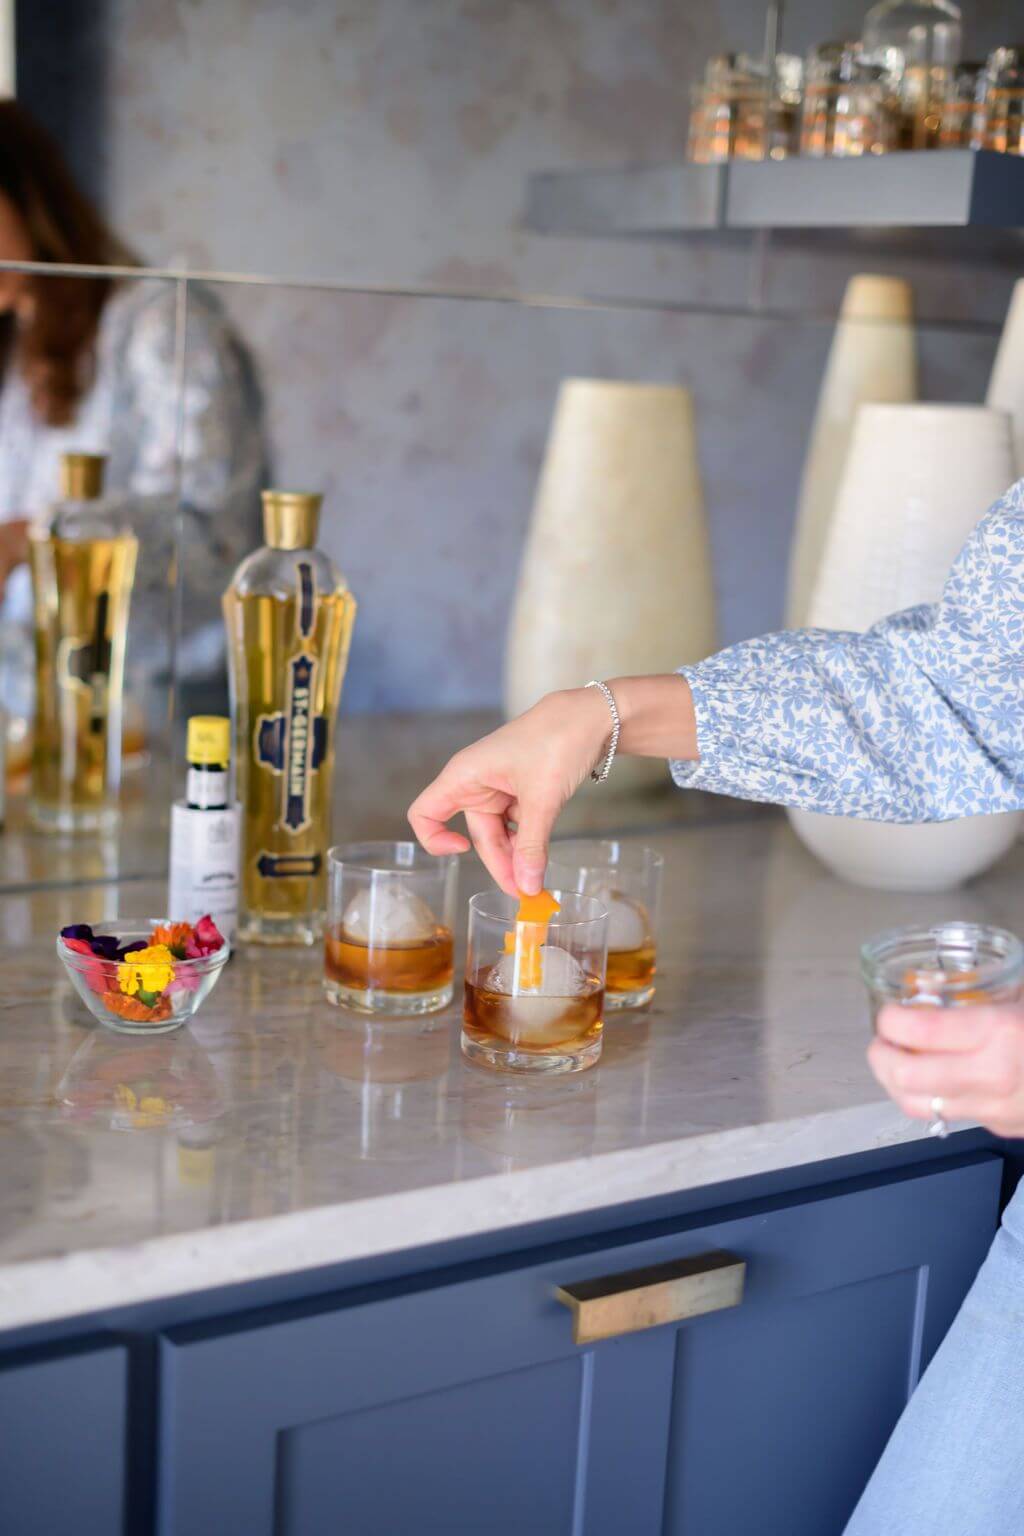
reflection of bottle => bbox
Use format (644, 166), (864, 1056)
(168, 716), (240, 942)
(223, 492), (356, 945)
(29, 453), (137, 833)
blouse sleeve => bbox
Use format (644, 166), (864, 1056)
(671, 478), (1024, 822)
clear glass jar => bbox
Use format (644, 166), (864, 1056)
(861, 920), (1024, 1032)
(687, 53), (771, 163)
(939, 59), (988, 147)
(862, 0), (962, 147)
(766, 54), (805, 160)
(462, 890), (608, 1075)
(983, 47), (1024, 155)
(800, 43), (901, 157)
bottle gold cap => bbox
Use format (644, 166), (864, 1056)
(262, 490), (322, 550)
(59, 452), (106, 501)
(186, 715), (230, 766)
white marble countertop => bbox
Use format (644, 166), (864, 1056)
(1, 814), (1020, 1332)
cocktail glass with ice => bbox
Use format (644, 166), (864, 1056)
(324, 842), (458, 1016)
(547, 841), (663, 1009)
(462, 890), (608, 1074)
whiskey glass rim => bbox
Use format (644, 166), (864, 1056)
(547, 838), (664, 875)
(326, 840), (458, 877)
(860, 920), (1024, 1001)
(468, 889), (609, 929)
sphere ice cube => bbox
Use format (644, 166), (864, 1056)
(591, 883), (648, 952)
(489, 943), (588, 997)
(342, 882), (436, 945)
(485, 944), (594, 1045)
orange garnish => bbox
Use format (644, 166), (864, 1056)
(504, 888), (561, 989)
(102, 990), (173, 1024)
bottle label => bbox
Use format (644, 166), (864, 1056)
(254, 652), (328, 838)
(168, 801), (240, 941)
(186, 766), (228, 809)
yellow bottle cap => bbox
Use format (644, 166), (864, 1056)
(186, 715), (230, 766)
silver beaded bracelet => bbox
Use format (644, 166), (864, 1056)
(585, 680), (621, 783)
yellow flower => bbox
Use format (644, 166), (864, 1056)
(133, 1095), (170, 1127)
(117, 944), (175, 997)
(114, 1083), (137, 1111)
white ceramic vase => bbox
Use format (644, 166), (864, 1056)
(505, 379), (716, 793)
(785, 274), (917, 629)
(790, 402), (1021, 891)
(987, 276), (1024, 475)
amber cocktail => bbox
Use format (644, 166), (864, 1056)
(547, 841), (663, 1010)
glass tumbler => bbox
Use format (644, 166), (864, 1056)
(462, 891), (608, 1075)
(324, 842), (457, 1016)
(983, 47), (1024, 155)
(861, 921), (1024, 1134)
(547, 840), (663, 1010)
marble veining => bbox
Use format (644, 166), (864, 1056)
(1, 816), (1021, 1331)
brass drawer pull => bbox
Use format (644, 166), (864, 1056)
(554, 1249), (746, 1345)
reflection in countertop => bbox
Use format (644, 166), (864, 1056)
(2, 812), (1021, 1331)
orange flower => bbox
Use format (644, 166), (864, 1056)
(151, 922), (193, 955)
(102, 990), (174, 1024)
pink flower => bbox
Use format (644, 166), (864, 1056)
(183, 915), (224, 959)
(62, 936), (113, 995)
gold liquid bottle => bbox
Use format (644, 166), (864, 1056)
(223, 491), (356, 945)
(29, 453), (137, 834)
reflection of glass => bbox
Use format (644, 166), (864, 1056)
(984, 48), (1024, 156)
(325, 841), (457, 1016)
(939, 60), (988, 147)
(316, 1018), (451, 1162)
(56, 1026), (223, 1130)
(29, 455), (137, 833)
(547, 841), (662, 1011)
(462, 891), (608, 1075)
(801, 44), (900, 157)
(460, 1074), (598, 1170)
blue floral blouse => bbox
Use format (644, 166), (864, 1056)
(672, 476), (1024, 822)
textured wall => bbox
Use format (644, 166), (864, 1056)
(19, 0), (1022, 711)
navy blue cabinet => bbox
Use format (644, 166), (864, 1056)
(157, 1156), (1000, 1536)
(0, 1338), (127, 1535)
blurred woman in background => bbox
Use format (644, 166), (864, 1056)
(0, 99), (265, 735)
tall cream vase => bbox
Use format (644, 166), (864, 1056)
(987, 276), (1024, 474)
(504, 380), (716, 793)
(789, 403), (1021, 891)
(785, 275), (917, 629)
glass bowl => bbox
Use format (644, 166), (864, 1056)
(57, 920), (230, 1034)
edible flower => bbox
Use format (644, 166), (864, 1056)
(184, 915), (225, 959)
(151, 922), (194, 959)
(117, 944), (175, 998)
(61, 935), (111, 994)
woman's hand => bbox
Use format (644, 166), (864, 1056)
(869, 1002), (1024, 1138)
(0, 518), (29, 598)
(408, 675), (698, 895)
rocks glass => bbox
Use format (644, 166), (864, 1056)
(462, 891), (608, 1075)
(324, 842), (457, 1016)
(547, 840), (663, 1010)
(861, 921), (1024, 1030)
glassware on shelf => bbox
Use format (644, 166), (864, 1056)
(938, 59), (989, 147)
(546, 840), (663, 1011)
(29, 453), (137, 835)
(687, 53), (772, 163)
(862, 0), (962, 147)
(800, 43), (901, 158)
(324, 841), (457, 1017)
(462, 890), (608, 1075)
(766, 53), (805, 160)
(861, 921), (1024, 1033)
(983, 47), (1024, 155)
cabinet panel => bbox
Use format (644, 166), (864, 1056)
(158, 1156), (1000, 1536)
(0, 1340), (127, 1536)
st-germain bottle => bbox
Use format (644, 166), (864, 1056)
(222, 490), (356, 945)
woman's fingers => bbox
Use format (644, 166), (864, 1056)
(465, 809), (515, 894)
(876, 1003), (997, 1053)
(511, 795), (562, 895)
(869, 1035), (1020, 1105)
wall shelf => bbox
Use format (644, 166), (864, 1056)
(526, 150), (1024, 236)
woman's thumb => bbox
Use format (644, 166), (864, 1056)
(512, 803), (557, 895)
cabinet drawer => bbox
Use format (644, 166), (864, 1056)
(158, 1155), (1000, 1536)
(0, 1338), (127, 1536)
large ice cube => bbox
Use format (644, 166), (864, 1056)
(342, 882), (436, 945)
(592, 883), (648, 952)
(489, 943), (588, 997)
